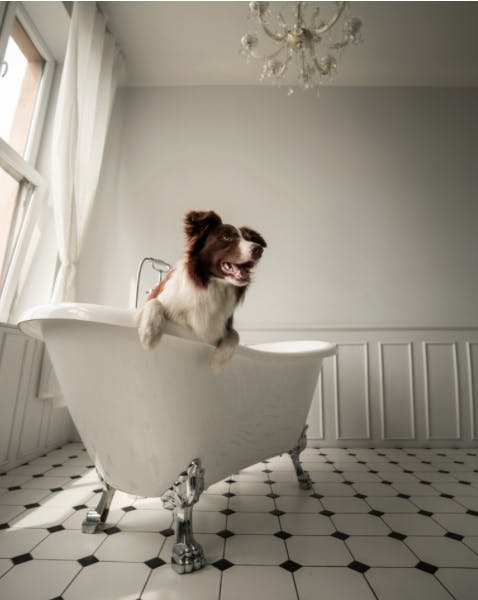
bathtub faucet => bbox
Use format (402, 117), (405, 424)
(135, 257), (172, 308)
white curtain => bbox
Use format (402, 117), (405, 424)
(50, 2), (123, 302)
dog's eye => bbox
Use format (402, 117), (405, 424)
(222, 234), (233, 242)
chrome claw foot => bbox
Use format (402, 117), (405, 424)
(172, 540), (206, 574)
(161, 458), (206, 574)
(288, 425), (313, 490)
(82, 473), (116, 533)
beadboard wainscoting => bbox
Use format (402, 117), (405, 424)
(240, 327), (478, 448)
(0, 324), (73, 472)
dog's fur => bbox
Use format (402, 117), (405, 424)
(136, 210), (267, 373)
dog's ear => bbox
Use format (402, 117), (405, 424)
(240, 226), (267, 249)
(184, 210), (222, 239)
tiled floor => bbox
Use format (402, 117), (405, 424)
(1, 444), (478, 599)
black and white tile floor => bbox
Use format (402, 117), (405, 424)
(1, 443), (478, 599)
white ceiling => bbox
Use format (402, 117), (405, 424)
(99, 1), (478, 87)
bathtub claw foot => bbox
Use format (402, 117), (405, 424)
(172, 540), (206, 574)
(161, 458), (206, 574)
(288, 425), (313, 490)
(82, 476), (116, 533)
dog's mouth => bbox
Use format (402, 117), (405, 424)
(220, 260), (255, 284)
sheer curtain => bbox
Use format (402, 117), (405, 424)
(50, 1), (123, 302)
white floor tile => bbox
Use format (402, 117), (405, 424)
(142, 564), (221, 600)
(365, 567), (454, 600)
(275, 495), (323, 513)
(118, 508), (173, 532)
(0, 488), (51, 507)
(0, 559), (81, 600)
(225, 534), (287, 565)
(194, 511), (226, 534)
(280, 513), (335, 535)
(19, 476), (71, 490)
(352, 483), (399, 497)
(366, 497), (418, 513)
(228, 495), (275, 513)
(0, 528), (48, 558)
(432, 514), (478, 536)
(405, 536), (478, 567)
(133, 496), (166, 510)
(313, 483), (356, 497)
(63, 561), (149, 600)
(195, 493), (229, 512)
(222, 566), (296, 600)
(382, 514), (446, 536)
(346, 536), (417, 567)
(227, 512), (279, 534)
(410, 496), (467, 513)
(229, 482), (270, 496)
(95, 531), (163, 562)
(287, 535), (353, 566)
(0, 504), (25, 525)
(463, 536), (478, 553)
(437, 568), (478, 600)
(295, 566), (376, 600)
(331, 514), (391, 536)
(32, 529), (106, 560)
(0, 558), (11, 577)
(454, 496), (478, 511)
(10, 505), (74, 529)
(321, 497), (370, 513)
(271, 482), (315, 496)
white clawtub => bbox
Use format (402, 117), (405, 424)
(19, 303), (336, 573)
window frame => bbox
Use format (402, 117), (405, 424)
(0, 1), (56, 322)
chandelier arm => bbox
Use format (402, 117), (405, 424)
(256, 13), (287, 42)
(316, 1), (347, 34)
(310, 6), (321, 30)
(247, 44), (286, 62)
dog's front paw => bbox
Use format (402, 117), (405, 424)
(210, 345), (236, 375)
(136, 300), (165, 350)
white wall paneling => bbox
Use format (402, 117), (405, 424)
(379, 343), (415, 441)
(334, 343), (371, 441)
(0, 324), (73, 472)
(423, 342), (461, 441)
(466, 343), (478, 441)
(241, 327), (478, 448)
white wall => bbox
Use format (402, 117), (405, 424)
(78, 86), (478, 330)
(74, 85), (478, 446)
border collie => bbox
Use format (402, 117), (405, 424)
(137, 210), (267, 373)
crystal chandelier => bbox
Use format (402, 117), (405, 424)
(240, 1), (363, 95)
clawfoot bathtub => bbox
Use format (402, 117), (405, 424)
(19, 303), (336, 573)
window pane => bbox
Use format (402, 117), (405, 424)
(0, 166), (21, 287)
(0, 18), (45, 157)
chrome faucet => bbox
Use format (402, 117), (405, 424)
(135, 257), (172, 308)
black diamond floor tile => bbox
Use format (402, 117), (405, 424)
(145, 557), (166, 569)
(78, 555), (99, 567)
(348, 561), (370, 573)
(11, 553), (33, 565)
(212, 558), (234, 571)
(47, 525), (65, 533)
(445, 532), (464, 541)
(274, 530), (292, 540)
(332, 531), (349, 541)
(221, 508), (235, 516)
(216, 529), (235, 539)
(160, 528), (175, 537)
(416, 561), (438, 575)
(389, 531), (407, 541)
(280, 560), (302, 573)
(103, 526), (121, 535)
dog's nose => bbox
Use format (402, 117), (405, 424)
(251, 244), (263, 260)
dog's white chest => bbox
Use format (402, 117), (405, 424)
(159, 263), (237, 344)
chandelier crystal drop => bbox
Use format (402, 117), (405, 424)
(240, 1), (363, 95)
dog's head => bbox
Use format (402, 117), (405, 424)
(184, 210), (267, 288)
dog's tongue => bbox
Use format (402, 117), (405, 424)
(230, 263), (248, 281)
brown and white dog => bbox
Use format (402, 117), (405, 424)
(136, 210), (267, 373)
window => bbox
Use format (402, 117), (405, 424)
(0, 3), (55, 321)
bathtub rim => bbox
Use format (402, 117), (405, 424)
(18, 302), (337, 359)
